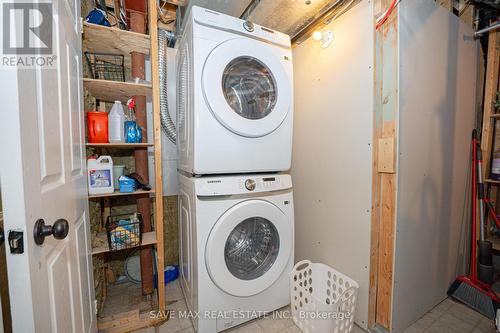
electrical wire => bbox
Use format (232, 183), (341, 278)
(375, 0), (400, 30)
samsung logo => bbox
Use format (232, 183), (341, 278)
(207, 180), (222, 184)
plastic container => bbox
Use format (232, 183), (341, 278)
(113, 165), (126, 190)
(87, 156), (114, 195)
(492, 150), (500, 180)
(125, 121), (142, 143)
(154, 265), (179, 288)
(119, 175), (136, 193)
(108, 101), (125, 143)
(291, 260), (359, 333)
(87, 111), (109, 143)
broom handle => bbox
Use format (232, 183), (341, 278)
(477, 143), (486, 242)
(472, 130), (478, 281)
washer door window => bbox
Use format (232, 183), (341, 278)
(206, 200), (292, 297)
(222, 57), (277, 120)
(203, 38), (291, 138)
(225, 217), (279, 280)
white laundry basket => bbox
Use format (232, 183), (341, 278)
(290, 260), (359, 333)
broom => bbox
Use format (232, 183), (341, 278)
(447, 129), (500, 319)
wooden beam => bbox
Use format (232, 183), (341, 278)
(481, 31), (500, 179)
(149, 0), (166, 311)
(377, 138), (396, 173)
(369, 1), (398, 330)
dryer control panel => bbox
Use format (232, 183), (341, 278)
(191, 6), (291, 48)
(195, 174), (292, 196)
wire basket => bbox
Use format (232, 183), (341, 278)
(85, 52), (125, 82)
(106, 212), (143, 251)
(291, 260), (359, 333)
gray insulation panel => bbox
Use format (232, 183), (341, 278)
(391, 1), (478, 332)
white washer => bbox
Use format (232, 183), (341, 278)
(176, 6), (294, 175)
(178, 173), (294, 332)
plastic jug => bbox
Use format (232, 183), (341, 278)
(87, 111), (109, 143)
(88, 155), (114, 195)
(108, 101), (125, 143)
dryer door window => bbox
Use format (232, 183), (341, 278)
(205, 200), (292, 297)
(222, 57), (277, 120)
(224, 217), (280, 280)
(202, 38), (292, 138)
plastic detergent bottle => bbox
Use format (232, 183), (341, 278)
(87, 155), (114, 195)
(124, 98), (142, 143)
(108, 101), (125, 143)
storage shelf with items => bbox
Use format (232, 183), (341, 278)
(86, 143), (154, 148)
(478, 31), (500, 250)
(81, 0), (169, 330)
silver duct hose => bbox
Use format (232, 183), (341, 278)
(158, 29), (176, 144)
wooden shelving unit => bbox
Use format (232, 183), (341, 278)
(479, 30), (500, 249)
(83, 78), (151, 103)
(83, 22), (151, 55)
(88, 189), (155, 199)
(82, 1), (167, 331)
(92, 231), (158, 255)
(86, 143), (154, 148)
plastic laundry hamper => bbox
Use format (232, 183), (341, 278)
(290, 260), (359, 333)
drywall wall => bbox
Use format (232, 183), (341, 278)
(391, 2), (478, 332)
(291, 1), (374, 329)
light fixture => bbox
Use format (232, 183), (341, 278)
(312, 31), (323, 41)
(311, 30), (333, 48)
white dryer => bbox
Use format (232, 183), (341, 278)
(178, 173), (294, 332)
(176, 6), (294, 175)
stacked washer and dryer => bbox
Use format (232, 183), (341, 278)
(176, 6), (295, 332)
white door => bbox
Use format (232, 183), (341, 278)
(0, 0), (96, 331)
(205, 200), (292, 297)
(202, 38), (292, 138)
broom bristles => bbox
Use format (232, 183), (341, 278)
(448, 278), (500, 319)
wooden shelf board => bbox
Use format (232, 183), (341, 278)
(88, 188), (154, 199)
(490, 113), (500, 119)
(86, 143), (153, 148)
(485, 179), (500, 185)
(92, 231), (157, 255)
(83, 78), (151, 103)
(83, 22), (150, 55)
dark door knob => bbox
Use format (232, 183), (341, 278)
(34, 219), (69, 245)
(0, 227), (4, 246)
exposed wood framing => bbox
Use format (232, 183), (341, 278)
(378, 138), (396, 173)
(481, 31), (500, 179)
(149, 0), (166, 311)
(369, 0), (398, 330)
(436, 0), (453, 11)
(481, 31), (500, 244)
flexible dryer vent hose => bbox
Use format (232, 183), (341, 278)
(158, 29), (176, 144)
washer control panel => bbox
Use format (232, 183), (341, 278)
(196, 174), (292, 196)
(244, 179), (256, 191)
(243, 21), (254, 32)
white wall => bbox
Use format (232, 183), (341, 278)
(147, 47), (179, 195)
(391, 2), (478, 332)
(291, 1), (374, 328)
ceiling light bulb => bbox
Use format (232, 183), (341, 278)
(312, 31), (323, 41)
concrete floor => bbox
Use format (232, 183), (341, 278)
(131, 280), (497, 333)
